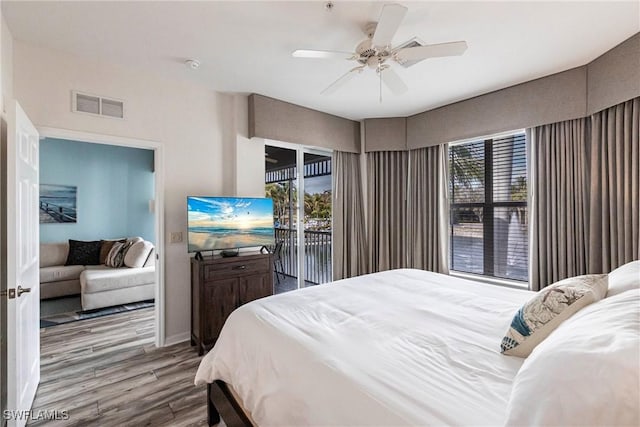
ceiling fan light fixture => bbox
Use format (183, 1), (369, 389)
(366, 56), (382, 69)
(291, 3), (468, 99)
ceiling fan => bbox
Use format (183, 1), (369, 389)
(292, 3), (467, 101)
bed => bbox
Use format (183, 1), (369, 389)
(195, 267), (640, 426)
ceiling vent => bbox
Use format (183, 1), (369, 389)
(394, 37), (427, 68)
(72, 91), (124, 119)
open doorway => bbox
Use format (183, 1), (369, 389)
(34, 128), (165, 347)
(38, 137), (156, 328)
(23, 129), (167, 421)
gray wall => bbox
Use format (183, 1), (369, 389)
(587, 33), (640, 115)
(406, 67), (587, 148)
(249, 94), (360, 153)
(362, 32), (639, 151)
(247, 33), (639, 153)
(363, 118), (407, 152)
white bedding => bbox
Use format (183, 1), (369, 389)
(195, 269), (533, 426)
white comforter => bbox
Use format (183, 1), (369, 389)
(195, 269), (533, 426)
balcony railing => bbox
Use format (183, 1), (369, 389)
(266, 158), (332, 184)
(275, 228), (332, 285)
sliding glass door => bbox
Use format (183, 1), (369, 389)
(302, 152), (332, 285)
(265, 144), (332, 291)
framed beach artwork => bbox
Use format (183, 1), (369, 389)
(39, 184), (78, 223)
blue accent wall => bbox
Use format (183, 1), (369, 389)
(40, 138), (155, 243)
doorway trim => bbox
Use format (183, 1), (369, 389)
(37, 127), (166, 347)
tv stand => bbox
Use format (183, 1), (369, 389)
(195, 249), (240, 259)
(220, 249), (239, 258)
(191, 252), (273, 355)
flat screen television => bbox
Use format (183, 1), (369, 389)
(187, 196), (275, 253)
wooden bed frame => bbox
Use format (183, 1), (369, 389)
(207, 381), (255, 427)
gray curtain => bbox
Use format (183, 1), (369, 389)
(588, 97), (640, 273)
(367, 151), (409, 272)
(529, 118), (590, 290)
(408, 145), (449, 273)
(332, 151), (368, 280)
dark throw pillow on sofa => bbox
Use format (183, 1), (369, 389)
(65, 240), (102, 266)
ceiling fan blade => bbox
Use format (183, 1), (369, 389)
(371, 4), (408, 48)
(321, 66), (364, 95)
(395, 41), (468, 61)
(381, 67), (408, 95)
(292, 49), (354, 60)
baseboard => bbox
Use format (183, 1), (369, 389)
(164, 331), (190, 347)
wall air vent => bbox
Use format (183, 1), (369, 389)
(394, 37), (427, 68)
(72, 91), (124, 119)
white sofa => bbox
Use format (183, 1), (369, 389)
(40, 240), (155, 310)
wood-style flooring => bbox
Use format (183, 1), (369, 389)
(30, 307), (213, 427)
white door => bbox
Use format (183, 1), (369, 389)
(6, 101), (40, 427)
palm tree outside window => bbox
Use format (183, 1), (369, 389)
(449, 132), (528, 282)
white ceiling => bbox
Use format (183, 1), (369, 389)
(3, 1), (639, 120)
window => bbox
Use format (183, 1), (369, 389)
(449, 132), (528, 282)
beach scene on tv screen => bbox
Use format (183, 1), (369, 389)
(188, 197), (275, 252)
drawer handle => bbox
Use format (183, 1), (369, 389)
(232, 265), (247, 270)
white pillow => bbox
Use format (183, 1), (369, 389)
(607, 260), (640, 297)
(504, 289), (640, 426)
(123, 240), (154, 268)
(501, 274), (608, 357)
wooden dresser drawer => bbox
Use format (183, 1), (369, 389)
(192, 253), (273, 355)
(204, 257), (270, 281)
